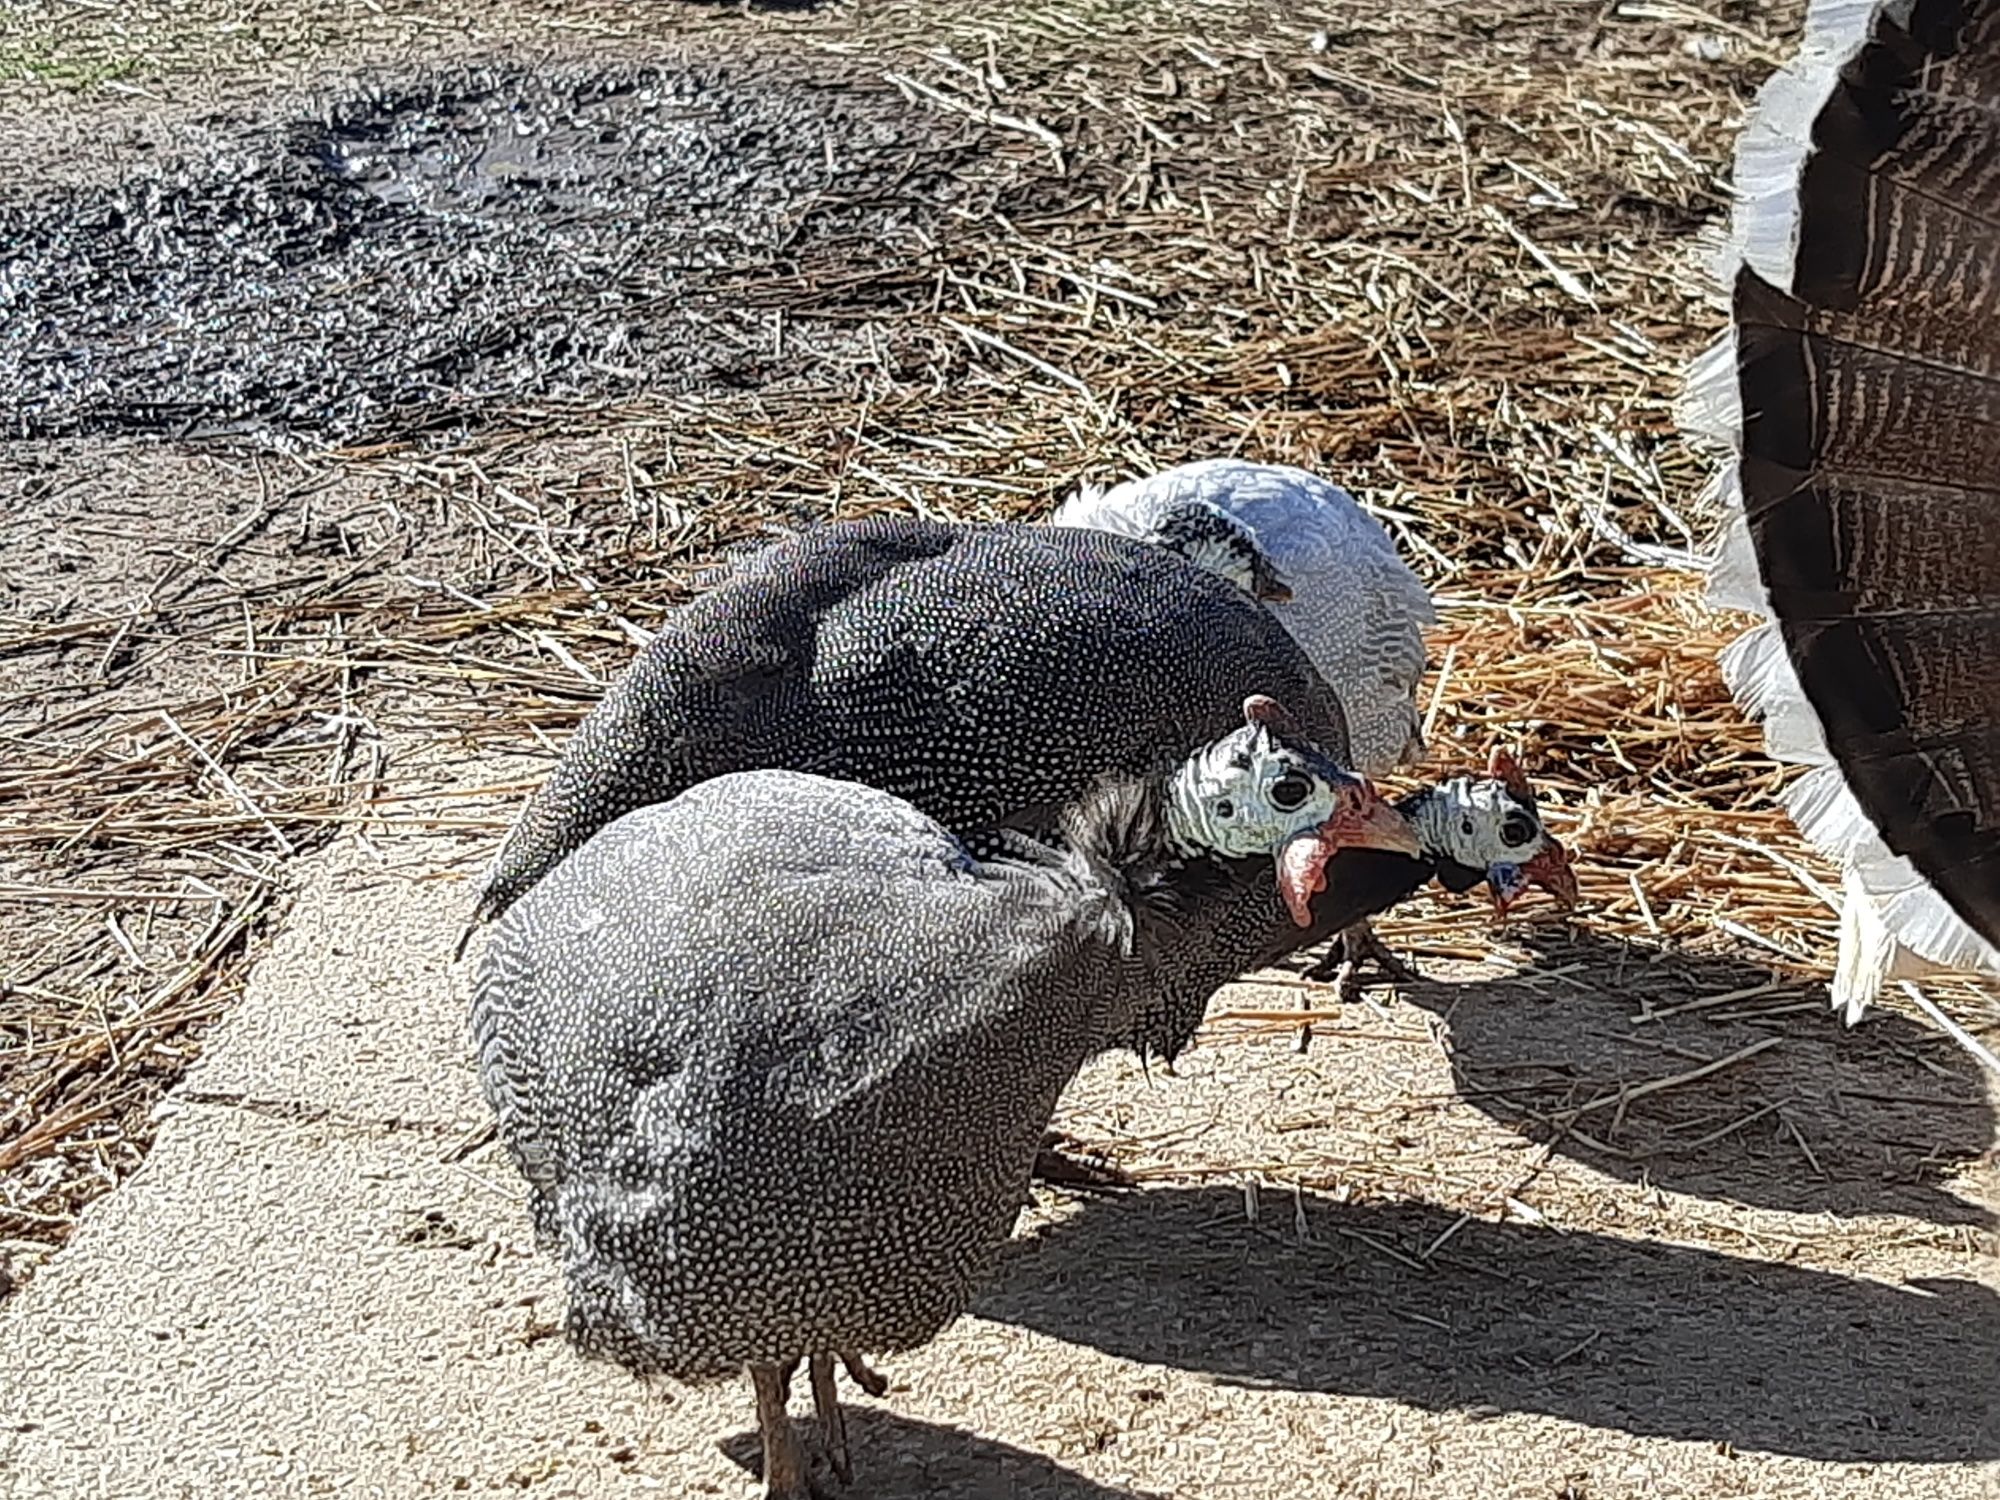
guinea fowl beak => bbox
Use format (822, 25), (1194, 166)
(1274, 782), (1421, 928)
(1491, 836), (1580, 917)
(1330, 781), (1423, 857)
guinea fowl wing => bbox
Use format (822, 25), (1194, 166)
(467, 534), (919, 928)
(812, 524), (1352, 832)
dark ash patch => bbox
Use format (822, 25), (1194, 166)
(0, 63), (981, 447)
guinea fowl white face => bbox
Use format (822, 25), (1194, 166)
(1411, 748), (1579, 915)
(1167, 695), (1420, 925)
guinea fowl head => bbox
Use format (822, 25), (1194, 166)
(1164, 693), (1419, 927)
(1140, 499), (1293, 604)
(1410, 746), (1578, 916)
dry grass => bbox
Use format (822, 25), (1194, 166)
(1, 0), (1990, 1293)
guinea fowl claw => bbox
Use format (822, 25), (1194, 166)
(1357, 928), (1422, 986)
(1304, 921), (1420, 991)
(1331, 958), (1369, 1010)
(838, 1351), (889, 1399)
(1296, 922), (1420, 1046)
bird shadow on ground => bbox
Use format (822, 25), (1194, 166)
(717, 1409), (1167, 1500)
(1325, 918), (1996, 1228)
(978, 1185), (2000, 1465)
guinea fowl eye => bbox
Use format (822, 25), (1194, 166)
(1500, 812), (1538, 848)
(1268, 774), (1312, 812)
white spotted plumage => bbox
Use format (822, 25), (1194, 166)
(471, 738), (1377, 1388)
(471, 515), (1357, 930)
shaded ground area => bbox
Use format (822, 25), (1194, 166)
(1, 0), (1997, 1495)
(987, 1190), (1999, 1465)
(1403, 929), (1996, 1228)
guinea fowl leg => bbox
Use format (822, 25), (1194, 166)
(804, 1351), (889, 1489)
(1343, 919), (1422, 989)
(750, 1360), (817, 1500)
(1298, 919), (1421, 1047)
(1304, 917), (1420, 993)
(807, 1355), (852, 1485)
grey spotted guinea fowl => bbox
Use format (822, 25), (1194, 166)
(471, 697), (1417, 1499)
(465, 513), (1356, 958)
(1685, 0), (2000, 1067)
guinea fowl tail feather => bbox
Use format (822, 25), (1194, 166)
(1685, 0), (2000, 1026)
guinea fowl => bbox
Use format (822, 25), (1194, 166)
(1282, 751), (1578, 959)
(1684, 0), (2000, 1068)
(1050, 457), (1441, 996)
(466, 513), (1359, 942)
(470, 698), (1417, 1500)
(1018, 734), (1580, 1070)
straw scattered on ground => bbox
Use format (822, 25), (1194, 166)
(2, 0), (1992, 1295)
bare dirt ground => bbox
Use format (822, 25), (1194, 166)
(1, 0), (1996, 1495)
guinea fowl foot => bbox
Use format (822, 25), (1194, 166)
(749, 1360), (828, 1500)
(838, 1350), (889, 1398)
(1298, 920), (1421, 1048)
(807, 1355), (852, 1485)
(1028, 1130), (1134, 1193)
(809, 1352), (890, 1484)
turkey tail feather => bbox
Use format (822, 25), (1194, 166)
(1691, 0), (2000, 1022)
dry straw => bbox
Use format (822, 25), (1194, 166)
(3, 0), (1988, 1280)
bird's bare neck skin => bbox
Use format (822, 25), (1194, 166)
(1402, 785), (1460, 857)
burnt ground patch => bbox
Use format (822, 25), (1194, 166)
(0, 60), (986, 448)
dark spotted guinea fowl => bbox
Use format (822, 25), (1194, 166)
(1685, 0), (2000, 1069)
(470, 698), (1417, 1500)
(462, 513), (1359, 955)
(1278, 748), (1578, 978)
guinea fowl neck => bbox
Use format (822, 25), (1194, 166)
(1063, 775), (1173, 873)
(1396, 786), (1454, 864)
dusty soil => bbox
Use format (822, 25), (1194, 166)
(0, 0), (1995, 1495)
